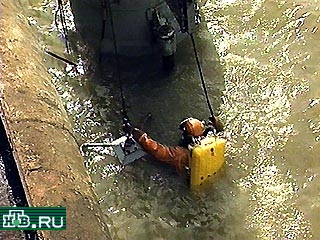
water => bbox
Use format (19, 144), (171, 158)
(16, 0), (320, 239)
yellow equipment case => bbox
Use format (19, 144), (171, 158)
(189, 136), (226, 186)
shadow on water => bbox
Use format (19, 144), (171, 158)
(80, 23), (237, 240)
(68, 0), (226, 141)
(93, 30), (225, 144)
(68, 0), (103, 59)
(67, 2), (236, 240)
(68, 0), (234, 237)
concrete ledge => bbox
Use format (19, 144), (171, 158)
(0, 1), (111, 239)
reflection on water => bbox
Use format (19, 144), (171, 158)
(19, 0), (320, 239)
(204, 0), (319, 239)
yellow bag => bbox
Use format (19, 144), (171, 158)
(189, 136), (226, 186)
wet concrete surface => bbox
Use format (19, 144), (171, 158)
(0, 1), (110, 239)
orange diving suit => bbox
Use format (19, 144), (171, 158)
(132, 128), (189, 174)
(128, 117), (223, 175)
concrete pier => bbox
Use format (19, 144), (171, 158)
(0, 1), (110, 239)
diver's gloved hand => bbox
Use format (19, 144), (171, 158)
(208, 116), (224, 133)
(132, 128), (145, 142)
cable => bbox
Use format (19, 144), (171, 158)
(105, 0), (129, 123)
(55, 0), (71, 53)
(190, 33), (215, 120)
(100, 0), (107, 63)
(101, 0), (107, 40)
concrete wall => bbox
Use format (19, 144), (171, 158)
(0, 1), (111, 239)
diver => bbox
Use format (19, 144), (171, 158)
(123, 116), (224, 176)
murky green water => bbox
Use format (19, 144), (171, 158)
(19, 0), (320, 239)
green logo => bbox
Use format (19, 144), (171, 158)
(0, 207), (66, 230)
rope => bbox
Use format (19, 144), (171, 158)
(105, 0), (129, 123)
(101, 0), (107, 40)
(100, 0), (107, 63)
(55, 0), (71, 53)
(190, 33), (215, 120)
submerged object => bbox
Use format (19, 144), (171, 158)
(81, 136), (147, 166)
(101, 0), (200, 66)
(189, 136), (226, 186)
(111, 136), (147, 165)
